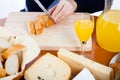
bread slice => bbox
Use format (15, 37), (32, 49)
(57, 48), (113, 80)
(2, 44), (25, 59)
(34, 20), (43, 35)
(24, 53), (71, 80)
(5, 54), (19, 75)
(0, 39), (11, 53)
(27, 15), (45, 35)
(47, 17), (54, 27)
(0, 53), (4, 63)
(0, 61), (3, 68)
(36, 15), (46, 28)
(27, 21), (36, 34)
(0, 68), (6, 78)
(0, 61), (6, 78)
(42, 15), (54, 27)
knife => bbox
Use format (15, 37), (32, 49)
(34, 0), (56, 23)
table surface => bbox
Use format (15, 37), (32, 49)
(0, 16), (117, 66)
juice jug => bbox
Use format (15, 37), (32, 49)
(96, 0), (120, 52)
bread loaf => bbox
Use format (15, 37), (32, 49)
(57, 48), (113, 80)
(24, 53), (71, 80)
(27, 14), (54, 35)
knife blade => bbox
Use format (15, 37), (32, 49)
(34, 0), (56, 23)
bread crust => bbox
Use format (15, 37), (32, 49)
(34, 20), (43, 35)
(37, 15), (46, 28)
(2, 44), (25, 59)
(27, 21), (36, 34)
(42, 15), (54, 27)
(0, 68), (6, 78)
(27, 14), (54, 35)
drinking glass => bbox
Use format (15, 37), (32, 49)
(74, 13), (94, 55)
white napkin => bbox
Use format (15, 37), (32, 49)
(72, 68), (95, 80)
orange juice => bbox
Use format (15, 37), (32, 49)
(96, 10), (120, 52)
(74, 20), (94, 42)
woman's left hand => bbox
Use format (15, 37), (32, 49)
(48, 0), (77, 23)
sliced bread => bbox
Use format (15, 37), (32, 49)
(2, 44), (25, 59)
(0, 68), (6, 78)
(5, 54), (19, 75)
(27, 21), (36, 34)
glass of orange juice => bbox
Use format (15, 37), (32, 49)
(74, 13), (94, 55)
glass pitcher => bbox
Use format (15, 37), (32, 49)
(96, 0), (120, 52)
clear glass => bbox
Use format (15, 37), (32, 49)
(96, 0), (120, 52)
(74, 13), (94, 55)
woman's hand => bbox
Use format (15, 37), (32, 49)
(48, 0), (77, 23)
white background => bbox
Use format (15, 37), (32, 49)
(0, 0), (120, 18)
(0, 0), (25, 18)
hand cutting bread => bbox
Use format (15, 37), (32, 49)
(27, 14), (54, 35)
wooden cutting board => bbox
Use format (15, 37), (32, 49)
(4, 12), (92, 51)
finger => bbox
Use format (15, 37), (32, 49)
(51, 1), (64, 18)
(48, 6), (56, 15)
(54, 4), (68, 21)
(56, 8), (72, 22)
(55, 5), (74, 22)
